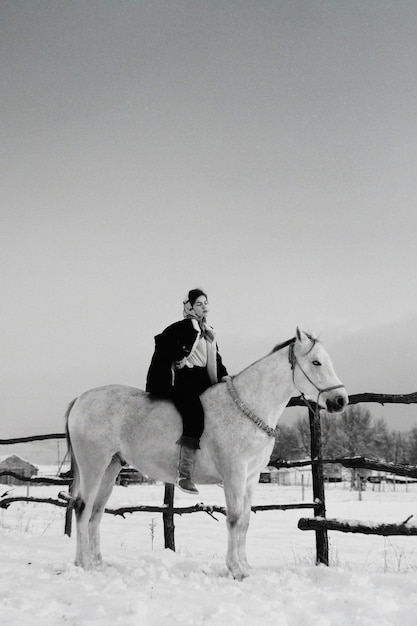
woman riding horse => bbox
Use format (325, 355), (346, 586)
(146, 288), (228, 494)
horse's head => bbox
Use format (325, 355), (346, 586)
(290, 327), (348, 413)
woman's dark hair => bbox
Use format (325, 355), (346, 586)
(188, 288), (207, 307)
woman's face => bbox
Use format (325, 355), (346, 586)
(192, 295), (209, 319)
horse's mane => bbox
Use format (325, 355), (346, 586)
(271, 332), (318, 355)
(236, 336), (296, 377)
(234, 332), (319, 378)
(270, 337), (296, 354)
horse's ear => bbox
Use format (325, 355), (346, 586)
(296, 326), (302, 341)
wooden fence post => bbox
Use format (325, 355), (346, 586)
(308, 405), (329, 565)
(163, 483), (175, 551)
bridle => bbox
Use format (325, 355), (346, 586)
(288, 340), (345, 414)
(225, 336), (345, 438)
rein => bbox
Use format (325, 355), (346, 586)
(225, 337), (345, 437)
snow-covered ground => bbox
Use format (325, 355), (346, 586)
(2, 480), (417, 625)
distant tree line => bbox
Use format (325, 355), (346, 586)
(272, 405), (417, 465)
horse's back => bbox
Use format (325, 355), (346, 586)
(67, 384), (186, 483)
(68, 384), (180, 440)
(67, 383), (223, 484)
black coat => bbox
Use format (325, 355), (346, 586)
(146, 319), (228, 397)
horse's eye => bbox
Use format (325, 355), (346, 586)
(312, 360), (321, 366)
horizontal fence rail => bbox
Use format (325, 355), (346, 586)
(0, 471), (70, 485)
(288, 391), (417, 407)
(96, 502), (319, 518)
(0, 496), (68, 510)
(56, 491), (319, 518)
(270, 457), (417, 479)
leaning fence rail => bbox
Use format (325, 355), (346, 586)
(298, 516), (417, 536)
(0, 433), (66, 445)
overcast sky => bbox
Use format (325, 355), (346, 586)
(2, 0), (417, 445)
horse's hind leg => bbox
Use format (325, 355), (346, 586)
(73, 457), (111, 569)
(89, 457), (122, 566)
(74, 477), (102, 569)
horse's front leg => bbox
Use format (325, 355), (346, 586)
(223, 471), (250, 581)
(237, 475), (258, 572)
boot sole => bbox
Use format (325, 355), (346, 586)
(175, 482), (199, 495)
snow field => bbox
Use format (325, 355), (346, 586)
(2, 482), (417, 625)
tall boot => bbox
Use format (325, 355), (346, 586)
(176, 445), (199, 495)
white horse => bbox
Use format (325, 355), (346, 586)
(65, 328), (347, 580)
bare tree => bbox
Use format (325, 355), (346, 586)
(294, 414), (311, 457)
(338, 405), (374, 457)
(271, 424), (302, 461)
(406, 427), (417, 465)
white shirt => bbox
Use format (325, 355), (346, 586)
(185, 335), (208, 367)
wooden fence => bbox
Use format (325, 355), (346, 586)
(286, 390), (417, 563)
(1, 390), (417, 564)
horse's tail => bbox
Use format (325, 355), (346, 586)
(64, 398), (81, 509)
(64, 397), (77, 460)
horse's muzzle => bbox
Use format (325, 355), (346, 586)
(325, 393), (348, 413)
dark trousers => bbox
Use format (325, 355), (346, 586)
(171, 366), (211, 447)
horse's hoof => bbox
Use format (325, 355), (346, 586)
(228, 564), (249, 581)
(233, 571), (249, 581)
(74, 558), (93, 571)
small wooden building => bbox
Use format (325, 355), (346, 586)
(0, 455), (38, 485)
(259, 467), (291, 485)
